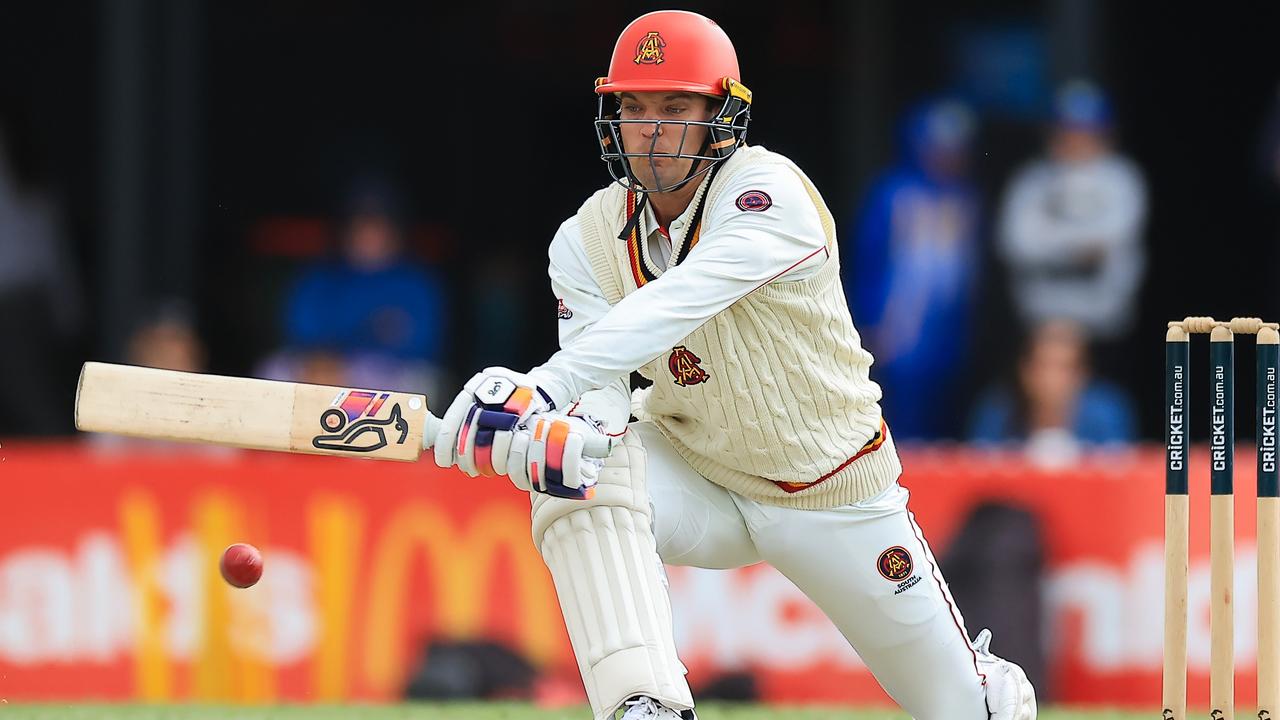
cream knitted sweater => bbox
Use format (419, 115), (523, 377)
(567, 146), (901, 509)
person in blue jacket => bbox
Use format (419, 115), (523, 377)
(967, 318), (1135, 450)
(281, 177), (447, 392)
(847, 98), (981, 440)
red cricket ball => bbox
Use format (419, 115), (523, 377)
(220, 543), (263, 588)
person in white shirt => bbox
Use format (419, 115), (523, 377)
(997, 79), (1148, 341)
(432, 11), (1036, 720)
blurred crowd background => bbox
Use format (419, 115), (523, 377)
(3, 0), (1280, 453)
(3, 1), (1280, 707)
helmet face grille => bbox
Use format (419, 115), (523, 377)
(594, 92), (751, 194)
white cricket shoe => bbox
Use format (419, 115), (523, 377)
(972, 628), (1037, 720)
(619, 696), (694, 720)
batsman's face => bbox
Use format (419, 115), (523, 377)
(617, 92), (713, 190)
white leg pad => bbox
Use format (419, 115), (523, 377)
(531, 432), (694, 720)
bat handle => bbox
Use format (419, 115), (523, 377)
(582, 431), (616, 459)
(422, 412), (443, 450)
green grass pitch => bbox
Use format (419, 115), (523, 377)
(0, 703), (1152, 719)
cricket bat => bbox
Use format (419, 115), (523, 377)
(75, 362), (442, 461)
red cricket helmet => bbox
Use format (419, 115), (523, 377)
(593, 11), (753, 193)
(596, 10), (742, 97)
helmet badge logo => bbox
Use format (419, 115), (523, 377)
(634, 31), (666, 65)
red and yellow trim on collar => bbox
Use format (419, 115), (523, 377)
(624, 190), (658, 288)
(623, 188), (709, 289)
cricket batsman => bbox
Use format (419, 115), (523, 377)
(434, 10), (1037, 720)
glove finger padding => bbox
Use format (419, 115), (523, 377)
(433, 387), (475, 469)
(473, 409), (518, 477)
(488, 427), (514, 476)
(505, 431), (532, 491)
(578, 457), (603, 489)
(456, 405), (481, 477)
(559, 432), (586, 491)
(530, 416), (596, 500)
(539, 416), (570, 488)
(525, 421), (549, 492)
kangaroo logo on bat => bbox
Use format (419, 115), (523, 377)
(312, 390), (409, 453)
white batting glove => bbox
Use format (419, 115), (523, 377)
(503, 411), (615, 499)
(434, 367), (555, 477)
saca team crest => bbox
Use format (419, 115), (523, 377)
(877, 546), (922, 595)
(634, 31), (666, 65)
(668, 346), (709, 387)
(877, 547), (913, 581)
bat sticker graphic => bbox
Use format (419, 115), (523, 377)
(312, 402), (410, 453)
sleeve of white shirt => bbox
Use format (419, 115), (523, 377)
(530, 164), (831, 407)
(546, 216), (632, 433)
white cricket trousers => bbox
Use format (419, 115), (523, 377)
(633, 422), (988, 719)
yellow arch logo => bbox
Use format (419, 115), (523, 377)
(634, 31), (666, 65)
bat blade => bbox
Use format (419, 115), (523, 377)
(75, 362), (439, 461)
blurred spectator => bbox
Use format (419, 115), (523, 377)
(0, 115), (80, 436)
(997, 80), (1147, 344)
(293, 349), (348, 387)
(259, 177), (447, 397)
(846, 98), (981, 440)
(92, 300), (230, 455)
(967, 319), (1135, 467)
(126, 300), (206, 373)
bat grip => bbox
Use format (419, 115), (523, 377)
(581, 431), (616, 459)
(422, 412), (443, 450)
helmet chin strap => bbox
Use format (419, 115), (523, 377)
(616, 136), (711, 242)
